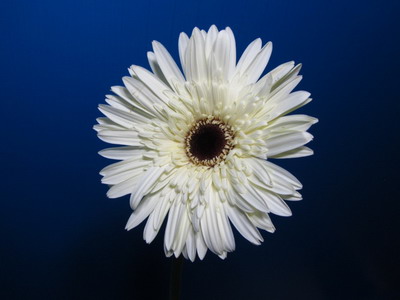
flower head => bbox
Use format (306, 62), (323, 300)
(94, 25), (317, 261)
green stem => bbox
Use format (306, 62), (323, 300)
(169, 256), (184, 300)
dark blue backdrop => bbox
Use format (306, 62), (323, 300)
(1, 0), (399, 299)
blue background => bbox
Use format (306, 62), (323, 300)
(1, 0), (399, 299)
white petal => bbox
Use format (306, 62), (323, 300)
(147, 51), (169, 86)
(152, 41), (185, 86)
(102, 166), (144, 185)
(270, 146), (314, 159)
(263, 160), (302, 189)
(98, 146), (142, 160)
(225, 204), (263, 245)
(216, 207), (235, 251)
(93, 118), (123, 132)
(284, 192), (303, 201)
(172, 205), (191, 257)
(130, 166), (166, 209)
(109, 86), (153, 118)
(107, 176), (139, 199)
(164, 200), (183, 250)
(235, 38), (262, 75)
(267, 114), (318, 133)
(97, 130), (141, 146)
(249, 159), (273, 186)
(252, 73), (273, 99)
(129, 65), (172, 104)
(178, 32), (189, 75)
(234, 182), (270, 213)
(225, 27), (236, 72)
(109, 86), (138, 107)
(99, 104), (147, 127)
(268, 77), (304, 107)
(143, 211), (159, 243)
(271, 63), (302, 93)
(200, 29), (206, 39)
(196, 231), (208, 260)
(218, 252), (227, 259)
(248, 212), (275, 233)
(185, 229), (197, 262)
(243, 42), (272, 84)
(228, 187), (264, 213)
(249, 159), (299, 194)
(205, 25), (218, 58)
(125, 194), (159, 230)
(152, 190), (173, 230)
(212, 30), (235, 81)
(122, 76), (163, 117)
(249, 171), (294, 196)
(268, 61), (295, 84)
(185, 28), (207, 82)
(200, 190), (234, 255)
(105, 94), (131, 112)
(253, 188), (292, 216)
(100, 158), (148, 177)
(266, 131), (313, 157)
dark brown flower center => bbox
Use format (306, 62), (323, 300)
(185, 118), (234, 167)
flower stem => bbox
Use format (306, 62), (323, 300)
(169, 256), (184, 300)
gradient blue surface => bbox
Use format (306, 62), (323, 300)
(1, 0), (399, 299)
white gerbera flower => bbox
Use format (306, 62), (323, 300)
(94, 25), (317, 261)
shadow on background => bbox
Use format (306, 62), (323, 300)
(63, 218), (169, 300)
